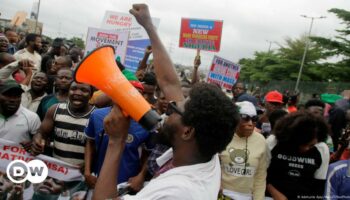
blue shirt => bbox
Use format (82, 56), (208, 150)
(85, 107), (152, 183)
(324, 159), (350, 199)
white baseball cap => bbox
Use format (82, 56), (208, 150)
(236, 101), (257, 117)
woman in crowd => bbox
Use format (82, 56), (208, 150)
(266, 112), (330, 200)
(220, 101), (267, 200)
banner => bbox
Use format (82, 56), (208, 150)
(179, 18), (223, 52)
(85, 28), (129, 63)
(207, 55), (240, 90)
(101, 11), (160, 72)
(0, 139), (87, 200)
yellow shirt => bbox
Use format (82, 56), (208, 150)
(220, 131), (267, 200)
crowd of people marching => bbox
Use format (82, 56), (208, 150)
(0, 4), (349, 200)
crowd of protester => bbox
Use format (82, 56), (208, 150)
(0, 3), (349, 200)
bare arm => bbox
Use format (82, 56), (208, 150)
(130, 4), (184, 102)
(128, 148), (150, 192)
(136, 46), (152, 75)
(84, 138), (97, 188)
(266, 184), (288, 200)
(0, 61), (20, 79)
(191, 53), (201, 85)
(20, 65), (33, 86)
(31, 104), (57, 155)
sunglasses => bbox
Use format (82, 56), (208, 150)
(165, 101), (184, 116)
(240, 114), (258, 123)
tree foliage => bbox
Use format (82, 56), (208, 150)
(239, 36), (325, 82)
(67, 37), (85, 49)
(311, 8), (350, 82)
(239, 8), (350, 82)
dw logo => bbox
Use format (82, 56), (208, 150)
(6, 160), (48, 184)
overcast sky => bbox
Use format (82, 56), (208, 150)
(1, 0), (349, 70)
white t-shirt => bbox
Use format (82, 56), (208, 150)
(123, 148), (221, 200)
(0, 105), (41, 143)
(14, 48), (42, 72)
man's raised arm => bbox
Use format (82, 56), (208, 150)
(130, 4), (184, 102)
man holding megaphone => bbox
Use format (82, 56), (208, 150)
(93, 4), (240, 200)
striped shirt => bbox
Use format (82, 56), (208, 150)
(53, 103), (95, 166)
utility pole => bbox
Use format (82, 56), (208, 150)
(266, 40), (273, 53)
(34, 0), (41, 34)
(294, 15), (326, 92)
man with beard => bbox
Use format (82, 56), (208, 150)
(232, 82), (258, 106)
(41, 38), (64, 74)
(36, 68), (73, 120)
(93, 4), (239, 200)
(14, 33), (42, 72)
(21, 72), (48, 112)
(0, 80), (41, 144)
(31, 81), (95, 166)
(45, 56), (73, 94)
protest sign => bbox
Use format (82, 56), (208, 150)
(179, 18), (223, 52)
(85, 28), (129, 63)
(207, 55), (240, 90)
(0, 139), (87, 200)
(101, 11), (160, 72)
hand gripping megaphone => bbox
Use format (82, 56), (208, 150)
(74, 45), (160, 130)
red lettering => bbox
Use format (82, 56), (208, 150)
(52, 163), (57, 171)
(58, 167), (65, 174)
(2, 153), (9, 160)
(19, 148), (26, 155)
(110, 15), (118, 20)
(120, 16), (132, 22)
(3, 145), (10, 151)
(10, 154), (17, 160)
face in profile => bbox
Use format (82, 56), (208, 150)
(158, 99), (187, 146)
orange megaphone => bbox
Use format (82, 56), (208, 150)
(74, 45), (160, 130)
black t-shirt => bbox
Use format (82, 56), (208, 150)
(267, 144), (327, 199)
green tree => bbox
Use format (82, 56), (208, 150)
(239, 36), (325, 82)
(68, 37), (85, 49)
(311, 8), (350, 82)
(239, 51), (280, 82)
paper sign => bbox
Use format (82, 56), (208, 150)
(85, 28), (129, 63)
(101, 11), (160, 72)
(179, 18), (223, 52)
(207, 55), (240, 90)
